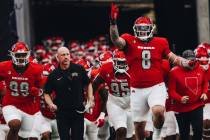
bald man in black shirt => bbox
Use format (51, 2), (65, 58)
(44, 47), (94, 140)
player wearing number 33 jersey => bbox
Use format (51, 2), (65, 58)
(93, 50), (134, 139)
(0, 42), (44, 139)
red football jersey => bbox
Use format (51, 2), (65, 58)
(99, 62), (130, 97)
(168, 64), (208, 112)
(121, 33), (171, 88)
(0, 61), (43, 115)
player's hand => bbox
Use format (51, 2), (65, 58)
(95, 112), (105, 127)
(200, 93), (208, 101)
(181, 96), (189, 104)
(29, 87), (42, 97)
(182, 59), (197, 70)
(110, 3), (119, 21)
(48, 103), (57, 112)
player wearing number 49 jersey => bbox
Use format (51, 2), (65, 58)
(0, 42), (44, 140)
(109, 3), (196, 140)
(93, 50), (134, 140)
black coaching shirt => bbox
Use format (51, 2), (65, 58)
(44, 63), (90, 116)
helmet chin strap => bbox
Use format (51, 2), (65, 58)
(114, 69), (130, 78)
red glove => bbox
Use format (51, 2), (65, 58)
(188, 59), (197, 67)
(110, 3), (119, 21)
(95, 112), (105, 127)
(29, 87), (41, 97)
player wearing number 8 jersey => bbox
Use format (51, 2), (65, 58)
(0, 42), (44, 140)
(109, 3), (196, 140)
(93, 50), (134, 140)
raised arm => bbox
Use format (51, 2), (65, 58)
(167, 52), (196, 69)
(110, 3), (126, 50)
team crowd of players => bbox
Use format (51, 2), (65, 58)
(0, 3), (210, 140)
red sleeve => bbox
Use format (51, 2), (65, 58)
(202, 71), (209, 94)
(99, 66), (106, 80)
(162, 38), (171, 58)
(35, 65), (45, 88)
(120, 33), (130, 41)
(168, 68), (182, 102)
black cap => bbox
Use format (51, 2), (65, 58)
(182, 50), (195, 60)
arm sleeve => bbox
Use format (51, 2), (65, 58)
(168, 69), (182, 102)
(44, 73), (54, 95)
(162, 38), (171, 58)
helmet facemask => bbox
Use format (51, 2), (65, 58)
(133, 23), (155, 42)
(10, 51), (30, 67)
(113, 58), (130, 78)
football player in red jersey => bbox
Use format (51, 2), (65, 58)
(77, 59), (108, 140)
(0, 42), (44, 140)
(168, 50), (208, 140)
(194, 44), (210, 140)
(93, 50), (134, 140)
(109, 3), (196, 140)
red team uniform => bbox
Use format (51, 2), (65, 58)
(0, 42), (44, 139)
(0, 61), (43, 115)
(99, 60), (134, 138)
(121, 34), (171, 88)
(121, 33), (170, 123)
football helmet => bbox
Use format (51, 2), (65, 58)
(199, 43), (210, 57)
(43, 63), (55, 76)
(86, 42), (97, 55)
(76, 59), (91, 71)
(53, 37), (65, 47)
(33, 45), (46, 61)
(194, 45), (209, 70)
(133, 16), (155, 42)
(113, 50), (129, 74)
(98, 51), (113, 66)
(9, 42), (30, 66)
(76, 59), (92, 78)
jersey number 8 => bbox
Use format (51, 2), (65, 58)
(142, 50), (151, 69)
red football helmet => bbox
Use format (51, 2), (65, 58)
(41, 54), (52, 64)
(76, 59), (91, 72)
(53, 37), (65, 47)
(133, 16), (155, 41)
(43, 63), (55, 76)
(10, 42), (30, 66)
(33, 45), (46, 61)
(75, 48), (85, 59)
(43, 37), (53, 48)
(98, 51), (113, 66)
(194, 45), (209, 70)
(86, 42), (97, 55)
(199, 43), (210, 56)
(113, 50), (128, 73)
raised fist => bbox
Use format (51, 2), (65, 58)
(110, 3), (119, 21)
(95, 112), (105, 127)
